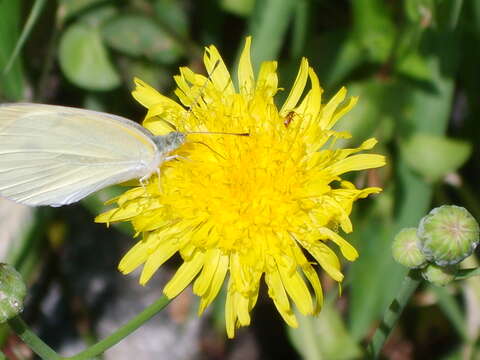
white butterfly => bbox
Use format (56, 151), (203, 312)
(0, 103), (185, 207)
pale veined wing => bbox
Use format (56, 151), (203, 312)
(0, 103), (179, 207)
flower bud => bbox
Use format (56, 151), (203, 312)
(421, 264), (458, 286)
(392, 228), (427, 268)
(417, 205), (479, 266)
(0, 263), (26, 323)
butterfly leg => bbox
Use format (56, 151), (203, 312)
(156, 167), (162, 192)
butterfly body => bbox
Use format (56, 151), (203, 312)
(0, 103), (184, 207)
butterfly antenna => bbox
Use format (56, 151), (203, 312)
(187, 131), (249, 136)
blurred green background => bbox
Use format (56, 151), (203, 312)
(1, 0), (479, 359)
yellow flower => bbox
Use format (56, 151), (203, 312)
(96, 37), (386, 338)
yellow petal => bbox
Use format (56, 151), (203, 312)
(193, 248), (221, 296)
(163, 250), (205, 299)
(140, 237), (180, 284)
(204, 45), (235, 95)
(118, 238), (151, 274)
(319, 227), (359, 261)
(327, 96), (358, 129)
(265, 268), (290, 312)
(319, 86), (347, 129)
(298, 68), (323, 122)
(237, 36), (254, 95)
(302, 263), (323, 314)
(143, 103), (186, 135)
(304, 241), (344, 282)
(235, 293), (251, 326)
(198, 253), (229, 314)
(280, 57), (309, 116)
(326, 154), (386, 176)
(256, 60), (278, 97)
(292, 245), (323, 313)
(131, 77), (163, 108)
(277, 260), (314, 315)
(225, 284), (236, 338)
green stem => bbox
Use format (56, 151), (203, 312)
(66, 295), (171, 360)
(8, 295), (171, 360)
(8, 316), (61, 360)
(367, 269), (422, 359)
(3, 0), (47, 75)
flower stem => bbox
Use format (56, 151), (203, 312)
(8, 295), (171, 360)
(367, 269), (422, 359)
(8, 316), (61, 360)
(67, 295), (171, 360)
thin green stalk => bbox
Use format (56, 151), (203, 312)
(3, 0), (47, 75)
(367, 269), (421, 359)
(8, 295), (171, 360)
(66, 295), (171, 360)
(8, 316), (61, 360)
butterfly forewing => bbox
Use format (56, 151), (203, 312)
(0, 103), (160, 206)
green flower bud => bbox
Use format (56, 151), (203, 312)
(421, 264), (458, 286)
(392, 228), (427, 268)
(0, 263), (26, 323)
(417, 205), (479, 266)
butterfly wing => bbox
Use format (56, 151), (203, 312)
(0, 103), (160, 206)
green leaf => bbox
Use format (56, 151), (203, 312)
(0, 0), (24, 100)
(351, 0), (396, 63)
(58, 22), (120, 91)
(288, 302), (362, 360)
(124, 59), (171, 93)
(333, 80), (396, 148)
(102, 14), (182, 64)
(396, 51), (432, 81)
(78, 5), (118, 27)
(436, 0), (464, 30)
(401, 134), (471, 182)
(220, 0), (255, 17)
(59, 0), (106, 21)
(306, 31), (364, 89)
(244, 0), (295, 72)
(290, 0), (309, 59)
(154, 0), (189, 37)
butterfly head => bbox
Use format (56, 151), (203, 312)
(153, 131), (186, 155)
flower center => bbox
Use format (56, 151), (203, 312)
(158, 97), (320, 252)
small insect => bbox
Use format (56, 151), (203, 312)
(0, 103), (189, 207)
(283, 111), (295, 127)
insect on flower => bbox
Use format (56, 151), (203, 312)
(96, 37), (387, 338)
(283, 111), (296, 127)
(0, 103), (190, 207)
(0, 67), (247, 207)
